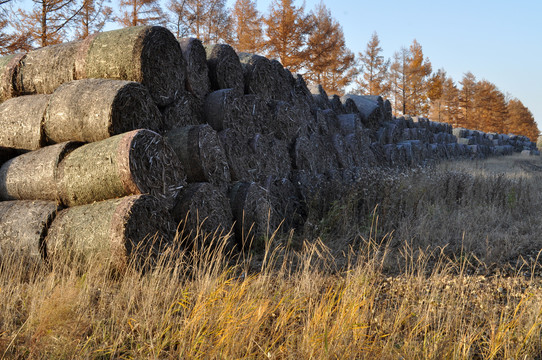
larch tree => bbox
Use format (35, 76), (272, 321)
(166, 0), (231, 43)
(74, 0), (112, 39)
(355, 31), (390, 96)
(427, 68), (445, 122)
(14, 0), (85, 47)
(471, 80), (507, 133)
(303, 2), (356, 95)
(231, 0), (264, 53)
(441, 76), (460, 126)
(389, 47), (409, 116)
(407, 39), (432, 116)
(507, 99), (539, 141)
(458, 71), (477, 129)
(0, 0), (32, 54)
(116, 0), (164, 27)
(263, 0), (312, 73)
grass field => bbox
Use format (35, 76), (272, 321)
(2, 154), (542, 359)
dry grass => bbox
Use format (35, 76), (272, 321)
(2, 154), (542, 359)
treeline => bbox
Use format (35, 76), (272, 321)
(0, 0), (538, 140)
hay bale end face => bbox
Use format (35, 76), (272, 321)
(238, 52), (276, 99)
(0, 200), (60, 261)
(165, 124), (231, 190)
(57, 129), (186, 208)
(172, 182), (233, 244)
(0, 142), (81, 202)
(229, 181), (276, 248)
(45, 195), (175, 271)
(0, 53), (24, 102)
(161, 92), (203, 131)
(0, 94), (49, 150)
(179, 37), (210, 100)
(80, 26), (186, 107)
(17, 40), (82, 95)
(45, 79), (163, 144)
(205, 43), (244, 93)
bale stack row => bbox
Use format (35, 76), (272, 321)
(0, 25), (537, 266)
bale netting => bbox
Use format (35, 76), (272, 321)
(79, 26), (186, 107)
(0, 142), (80, 202)
(45, 79), (163, 144)
(45, 195), (175, 271)
(238, 52), (276, 99)
(204, 43), (244, 93)
(171, 182), (233, 246)
(0, 53), (24, 102)
(204, 89), (258, 136)
(0, 94), (49, 150)
(57, 129), (186, 208)
(161, 92), (203, 131)
(166, 124), (231, 190)
(0, 200), (60, 262)
(179, 37), (210, 100)
(229, 181), (277, 249)
(16, 40), (82, 95)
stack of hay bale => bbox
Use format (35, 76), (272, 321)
(0, 25), (537, 267)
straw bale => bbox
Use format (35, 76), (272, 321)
(251, 133), (291, 181)
(17, 40), (81, 95)
(165, 124), (231, 190)
(229, 181), (276, 247)
(218, 128), (258, 182)
(45, 79), (162, 144)
(309, 84), (332, 110)
(292, 133), (338, 175)
(238, 52), (276, 99)
(0, 53), (24, 102)
(46, 195), (175, 270)
(0, 200), (60, 261)
(329, 95), (346, 114)
(204, 89), (258, 136)
(0, 142), (80, 201)
(262, 176), (302, 232)
(161, 92), (203, 131)
(80, 26), (186, 107)
(171, 182), (233, 243)
(205, 44), (244, 93)
(57, 129), (186, 208)
(345, 129), (377, 167)
(267, 100), (308, 143)
(240, 94), (272, 134)
(270, 59), (294, 102)
(293, 74), (315, 110)
(179, 37), (210, 100)
(341, 94), (383, 129)
(0, 94), (49, 150)
(341, 97), (360, 114)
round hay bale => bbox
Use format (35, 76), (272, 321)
(291, 135), (318, 173)
(344, 129), (377, 167)
(45, 195), (175, 271)
(239, 94), (271, 134)
(45, 79), (163, 144)
(218, 128), (259, 182)
(267, 100), (308, 143)
(250, 133), (291, 181)
(309, 84), (332, 110)
(330, 95), (346, 114)
(0, 94), (49, 150)
(205, 44), (244, 94)
(17, 40), (82, 95)
(171, 182), (233, 243)
(238, 52), (275, 99)
(178, 37), (210, 100)
(0, 53), (24, 102)
(161, 92), (203, 131)
(270, 59), (294, 102)
(79, 26), (186, 107)
(0, 142), (80, 201)
(262, 176), (302, 232)
(342, 97), (360, 114)
(0, 200), (60, 261)
(57, 129), (186, 208)
(204, 89), (257, 136)
(165, 124), (231, 190)
(229, 181), (276, 248)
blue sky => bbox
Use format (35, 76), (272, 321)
(240, 0), (541, 132)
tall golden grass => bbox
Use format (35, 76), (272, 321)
(1, 154), (542, 359)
